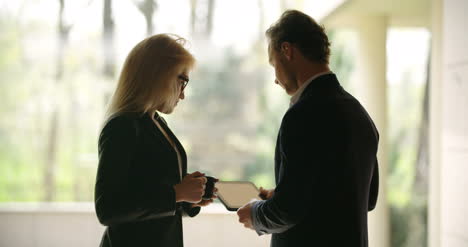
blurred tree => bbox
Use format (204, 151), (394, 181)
(177, 47), (255, 179)
(43, 0), (72, 201)
(280, 0), (288, 11)
(241, 0), (281, 188)
(134, 0), (158, 36)
(405, 50), (430, 247)
(103, 0), (115, 80)
(328, 30), (354, 89)
(387, 68), (427, 247)
(189, 0), (215, 40)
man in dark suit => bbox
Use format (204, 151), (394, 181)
(237, 10), (379, 247)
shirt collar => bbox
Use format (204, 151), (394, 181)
(290, 71), (333, 106)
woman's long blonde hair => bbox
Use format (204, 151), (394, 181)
(106, 34), (195, 120)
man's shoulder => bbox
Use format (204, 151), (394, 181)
(285, 96), (326, 119)
(280, 102), (320, 132)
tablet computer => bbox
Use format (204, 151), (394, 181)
(216, 181), (261, 211)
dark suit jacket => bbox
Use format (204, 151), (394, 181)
(252, 74), (379, 247)
(94, 112), (200, 247)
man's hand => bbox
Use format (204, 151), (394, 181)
(259, 187), (274, 200)
(237, 201), (256, 230)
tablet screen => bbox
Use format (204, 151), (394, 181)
(216, 181), (261, 211)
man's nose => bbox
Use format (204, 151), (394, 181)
(274, 79), (279, 85)
(179, 91), (185, 100)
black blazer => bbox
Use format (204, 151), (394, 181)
(252, 74), (379, 247)
(94, 112), (200, 247)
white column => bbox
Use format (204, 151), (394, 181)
(429, 0), (443, 246)
(354, 15), (390, 247)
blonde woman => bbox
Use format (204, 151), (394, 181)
(94, 34), (216, 247)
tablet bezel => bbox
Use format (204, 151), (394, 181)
(216, 181), (260, 211)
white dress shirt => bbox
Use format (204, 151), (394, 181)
(290, 71), (334, 106)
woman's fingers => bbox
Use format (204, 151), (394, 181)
(194, 199), (213, 207)
(188, 171), (205, 178)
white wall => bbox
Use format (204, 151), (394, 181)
(431, 0), (468, 246)
(0, 203), (270, 247)
(440, 0), (468, 246)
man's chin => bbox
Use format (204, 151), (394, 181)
(277, 83), (294, 95)
(285, 88), (296, 96)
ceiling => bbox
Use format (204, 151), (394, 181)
(321, 0), (431, 28)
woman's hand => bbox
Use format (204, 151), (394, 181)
(174, 171), (207, 203)
(259, 187), (275, 200)
(192, 187), (218, 207)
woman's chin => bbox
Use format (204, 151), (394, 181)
(160, 101), (179, 114)
(164, 106), (176, 114)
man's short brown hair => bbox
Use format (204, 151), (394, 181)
(266, 10), (331, 64)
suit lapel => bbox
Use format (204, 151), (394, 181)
(274, 130), (281, 185)
(154, 114), (188, 177)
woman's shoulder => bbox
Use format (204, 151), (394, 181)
(106, 111), (140, 123)
(100, 112), (145, 137)
(98, 113), (146, 151)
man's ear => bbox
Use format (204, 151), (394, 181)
(280, 42), (293, 61)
